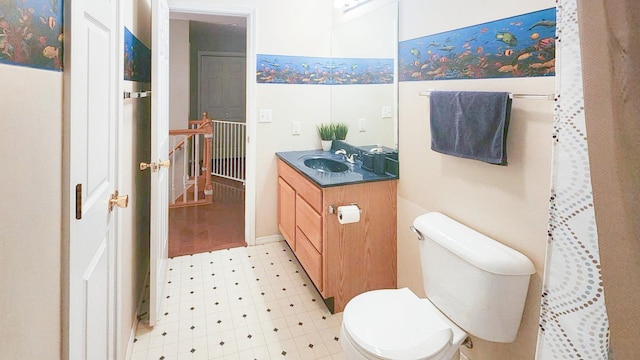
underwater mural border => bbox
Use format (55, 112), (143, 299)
(399, 7), (556, 81)
(256, 54), (394, 85)
(124, 27), (151, 82)
(0, 0), (64, 71)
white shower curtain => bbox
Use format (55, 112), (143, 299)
(535, 0), (610, 358)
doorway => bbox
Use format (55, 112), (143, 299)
(167, 6), (256, 256)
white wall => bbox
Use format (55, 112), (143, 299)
(254, 0), (333, 238)
(169, 0), (333, 239)
(331, 0), (397, 148)
(169, 19), (190, 130)
(397, 0), (555, 359)
(255, 85), (331, 238)
(0, 1), (152, 358)
(120, 1), (152, 358)
(331, 85), (396, 148)
(0, 65), (63, 359)
(168, 19), (190, 202)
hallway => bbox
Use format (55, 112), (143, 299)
(169, 178), (246, 258)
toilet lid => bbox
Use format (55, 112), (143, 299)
(343, 288), (453, 360)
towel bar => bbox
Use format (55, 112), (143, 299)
(124, 90), (151, 99)
(419, 90), (554, 101)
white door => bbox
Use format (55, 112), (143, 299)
(149, 0), (171, 327)
(198, 54), (246, 121)
(67, 0), (120, 359)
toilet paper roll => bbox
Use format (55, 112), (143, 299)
(337, 205), (360, 224)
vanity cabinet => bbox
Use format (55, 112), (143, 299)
(277, 159), (397, 313)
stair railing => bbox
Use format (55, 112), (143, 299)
(168, 112), (213, 208)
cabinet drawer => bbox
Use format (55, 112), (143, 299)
(295, 228), (323, 292)
(278, 159), (322, 213)
(296, 194), (322, 254)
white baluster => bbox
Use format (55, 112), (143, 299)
(170, 136), (176, 204)
(182, 135), (188, 203)
(194, 134), (200, 201)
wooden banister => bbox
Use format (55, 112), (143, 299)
(168, 112), (214, 208)
(169, 128), (211, 136)
(169, 112), (212, 155)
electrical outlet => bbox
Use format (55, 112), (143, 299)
(259, 109), (272, 123)
(381, 105), (393, 119)
(291, 121), (301, 135)
(358, 118), (366, 132)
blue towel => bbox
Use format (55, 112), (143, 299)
(429, 91), (512, 165)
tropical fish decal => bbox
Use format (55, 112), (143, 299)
(124, 27), (151, 82)
(256, 54), (394, 85)
(528, 19), (556, 31)
(399, 7), (556, 81)
(496, 32), (518, 46)
(0, 0), (64, 71)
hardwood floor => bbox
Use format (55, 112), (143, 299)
(168, 177), (245, 257)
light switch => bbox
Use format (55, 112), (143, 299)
(259, 109), (272, 123)
(358, 118), (366, 132)
(292, 121), (301, 135)
(381, 106), (393, 119)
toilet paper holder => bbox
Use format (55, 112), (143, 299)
(328, 203), (362, 215)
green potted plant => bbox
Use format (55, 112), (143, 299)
(317, 123), (335, 151)
(334, 123), (349, 141)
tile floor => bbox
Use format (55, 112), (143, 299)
(131, 241), (346, 360)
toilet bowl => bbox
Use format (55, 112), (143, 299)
(340, 212), (536, 360)
(340, 288), (467, 360)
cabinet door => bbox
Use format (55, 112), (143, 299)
(296, 228), (323, 293)
(278, 177), (296, 250)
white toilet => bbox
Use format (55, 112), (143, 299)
(340, 212), (535, 360)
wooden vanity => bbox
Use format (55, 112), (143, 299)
(277, 158), (397, 313)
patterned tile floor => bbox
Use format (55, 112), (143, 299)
(131, 241), (346, 360)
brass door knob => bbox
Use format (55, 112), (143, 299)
(109, 191), (129, 212)
(140, 162), (157, 172)
(158, 160), (171, 169)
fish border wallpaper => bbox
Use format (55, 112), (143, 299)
(256, 54), (394, 85)
(124, 27), (151, 82)
(399, 8), (556, 81)
(0, 0), (64, 71)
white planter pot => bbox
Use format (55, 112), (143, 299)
(321, 140), (332, 151)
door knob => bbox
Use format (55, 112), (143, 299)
(140, 160), (169, 172)
(140, 161), (157, 172)
(140, 162), (157, 172)
(158, 159), (171, 169)
(109, 191), (129, 212)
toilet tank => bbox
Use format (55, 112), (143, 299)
(413, 212), (535, 343)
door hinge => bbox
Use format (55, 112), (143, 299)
(75, 184), (82, 220)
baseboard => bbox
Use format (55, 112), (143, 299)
(255, 234), (284, 245)
(124, 316), (138, 360)
(124, 271), (150, 360)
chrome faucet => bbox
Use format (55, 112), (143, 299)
(335, 149), (358, 164)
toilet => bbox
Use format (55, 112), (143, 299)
(340, 212), (535, 360)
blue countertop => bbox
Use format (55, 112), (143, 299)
(276, 150), (398, 188)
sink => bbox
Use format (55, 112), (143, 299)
(303, 157), (349, 173)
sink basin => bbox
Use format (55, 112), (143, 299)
(303, 157), (349, 173)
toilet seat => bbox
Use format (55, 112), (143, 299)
(342, 288), (464, 360)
